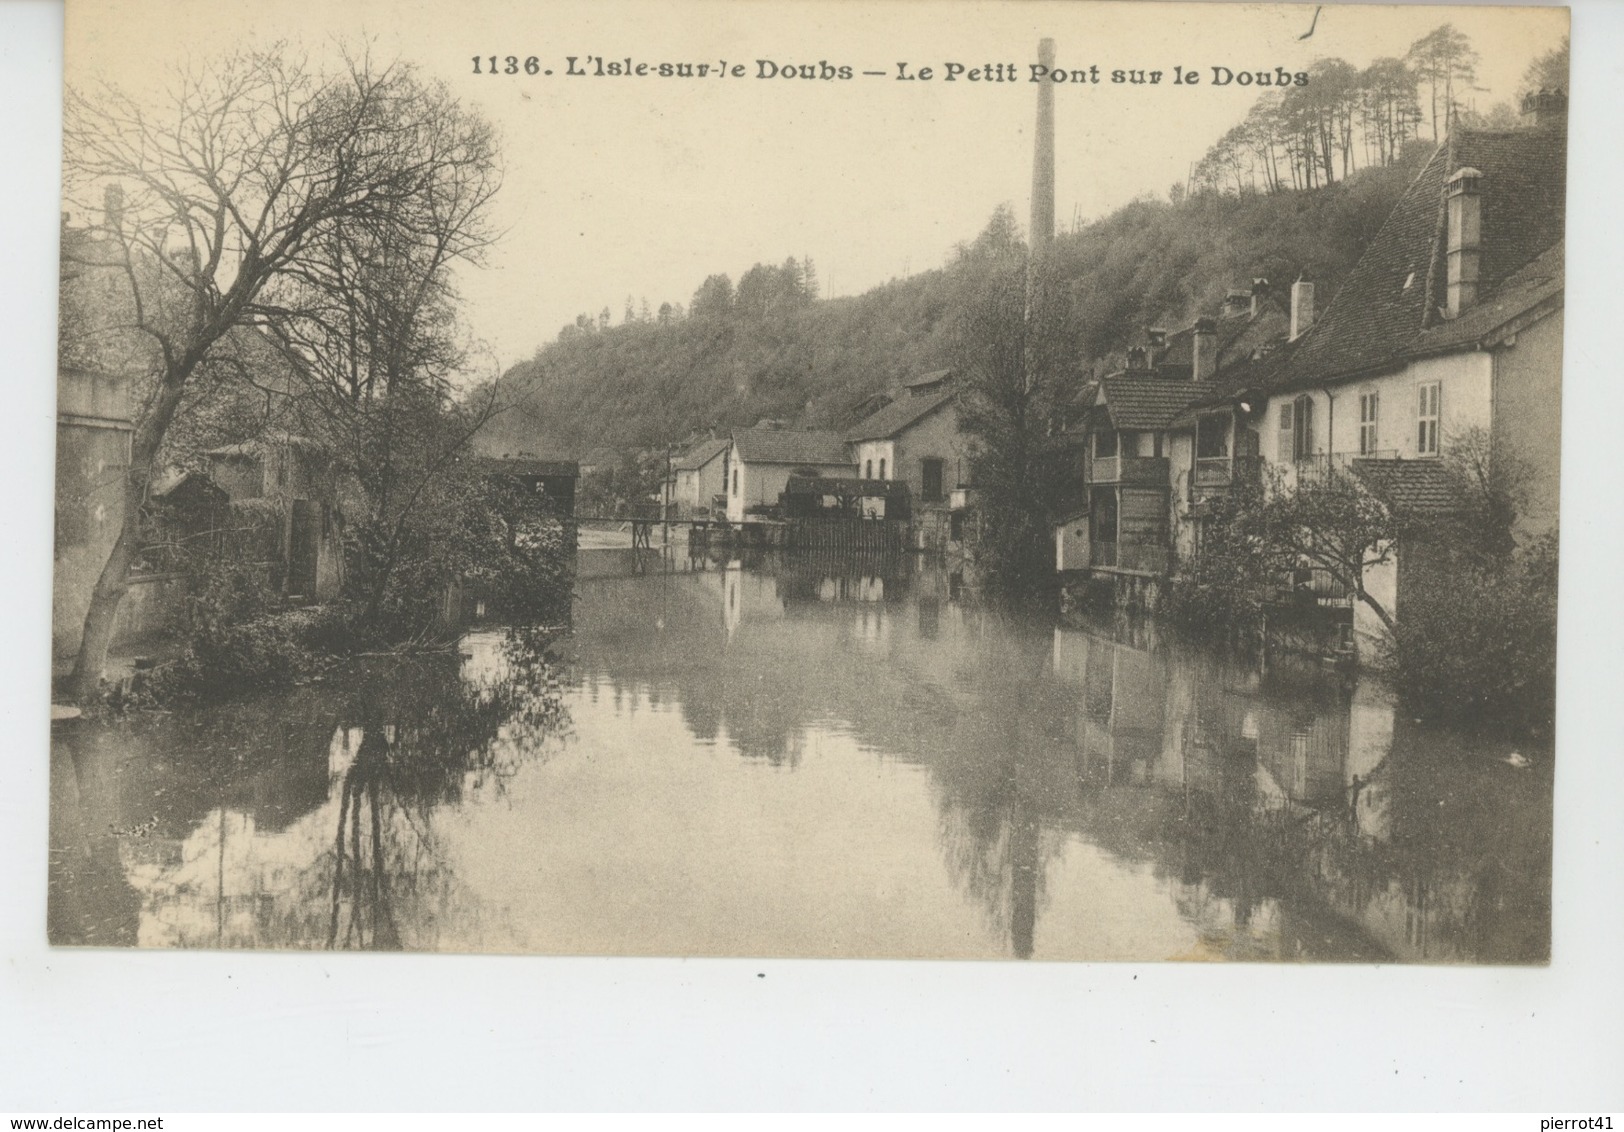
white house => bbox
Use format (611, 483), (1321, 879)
(667, 437), (730, 519)
(723, 427), (855, 523)
(1207, 93), (1566, 650)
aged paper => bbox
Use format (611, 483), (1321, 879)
(50, 0), (1568, 963)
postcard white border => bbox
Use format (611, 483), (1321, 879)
(3, 0), (1621, 1111)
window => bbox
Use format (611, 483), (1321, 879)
(1417, 382), (1441, 456)
(732, 468), (739, 495)
(878, 457), (886, 480)
(1295, 396), (1315, 460)
(864, 459), (873, 479)
(1094, 430), (1118, 458)
(1278, 395), (1314, 461)
(1359, 391), (1380, 455)
(1196, 415), (1229, 459)
(921, 458), (944, 502)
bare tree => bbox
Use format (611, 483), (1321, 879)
(61, 45), (502, 700)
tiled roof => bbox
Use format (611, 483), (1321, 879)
(1151, 299), (1288, 376)
(731, 428), (853, 466)
(845, 388), (956, 441)
(1096, 377), (1217, 430)
(1352, 458), (1463, 516)
(1278, 124), (1566, 388)
(672, 437), (730, 471)
(1407, 242), (1563, 356)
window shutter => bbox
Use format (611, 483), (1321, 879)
(1299, 396), (1314, 457)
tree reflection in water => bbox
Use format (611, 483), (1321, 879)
(325, 629), (573, 950)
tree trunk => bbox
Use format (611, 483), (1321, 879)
(67, 376), (191, 702)
(1355, 585), (1396, 635)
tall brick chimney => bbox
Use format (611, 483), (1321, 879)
(1446, 167), (1483, 317)
(1030, 38), (1056, 254)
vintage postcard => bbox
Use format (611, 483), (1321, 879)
(49, 0), (1568, 962)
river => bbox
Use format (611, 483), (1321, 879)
(48, 548), (1553, 961)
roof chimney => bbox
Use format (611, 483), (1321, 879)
(1289, 277), (1315, 341)
(1445, 167), (1483, 317)
(1191, 318), (1218, 381)
(1521, 88), (1568, 130)
(1030, 38), (1056, 254)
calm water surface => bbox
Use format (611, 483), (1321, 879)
(49, 549), (1553, 961)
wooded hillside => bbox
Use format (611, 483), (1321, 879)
(476, 142), (1437, 460)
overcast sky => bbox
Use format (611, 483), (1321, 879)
(66, 0), (1567, 372)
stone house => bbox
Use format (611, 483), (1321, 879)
(843, 369), (969, 548)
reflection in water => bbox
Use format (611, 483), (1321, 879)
(49, 549), (1550, 961)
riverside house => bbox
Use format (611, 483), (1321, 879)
(844, 369), (970, 549)
(723, 426), (856, 523)
(1174, 91), (1567, 651)
(1052, 279), (1290, 580)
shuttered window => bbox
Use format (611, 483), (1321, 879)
(1417, 382), (1441, 455)
(1359, 391), (1380, 455)
(1278, 402), (1294, 462)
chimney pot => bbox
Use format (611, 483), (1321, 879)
(1289, 279), (1315, 341)
(1192, 318), (1218, 381)
(1521, 87), (1568, 130)
(1446, 167), (1483, 317)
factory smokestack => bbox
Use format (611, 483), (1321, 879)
(1030, 37), (1056, 255)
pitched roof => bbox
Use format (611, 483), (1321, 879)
(1407, 242), (1563, 357)
(845, 387), (956, 441)
(1352, 458), (1463, 516)
(1279, 124), (1566, 388)
(731, 428), (852, 466)
(672, 437), (730, 471)
(1095, 377), (1217, 430)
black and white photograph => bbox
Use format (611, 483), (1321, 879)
(45, 0), (1573, 966)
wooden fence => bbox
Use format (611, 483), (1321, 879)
(786, 517), (907, 555)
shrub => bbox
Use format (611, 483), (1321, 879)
(1386, 534), (1558, 735)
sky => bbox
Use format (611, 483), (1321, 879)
(64, 0), (1568, 372)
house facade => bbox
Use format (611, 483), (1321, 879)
(1177, 95), (1566, 650)
(205, 436), (345, 600)
(1053, 281), (1288, 578)
(668, 437), (730, 519)
(724, 427), (855, 523)
(844, 369), (969, 548)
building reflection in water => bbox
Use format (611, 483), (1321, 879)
(49, 548), (1551, 962)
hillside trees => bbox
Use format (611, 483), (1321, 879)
(1406, 23), (1480, 140)
(62, 46), (505, 698)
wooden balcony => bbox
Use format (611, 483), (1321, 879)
(1192, 454), (1264, 491)
(1087, 454), (1169, 487)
